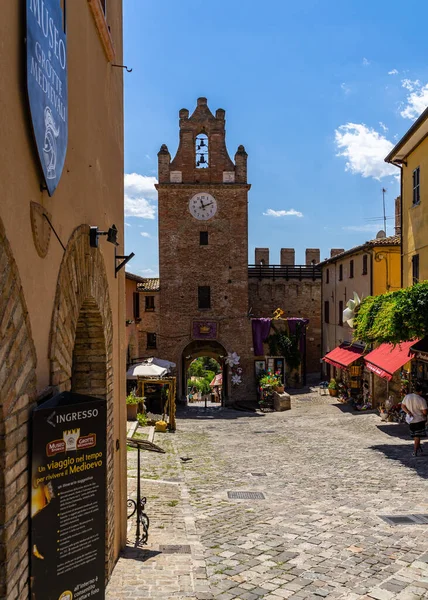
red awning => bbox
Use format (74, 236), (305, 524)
(364, 341), (416, 381)
(323, 344), (364, 370)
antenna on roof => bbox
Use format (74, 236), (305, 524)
(382, 188), (387, 234)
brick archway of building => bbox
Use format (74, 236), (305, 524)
(49, 224), (115, 577)
(0, 217), (37, 599)
(181, 339), (228, 401)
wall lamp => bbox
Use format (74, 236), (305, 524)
(89, 224), (135, 277)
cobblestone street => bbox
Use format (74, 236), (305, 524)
(107, 390), (428, 600)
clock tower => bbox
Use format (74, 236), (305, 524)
(156, 97), (252, 403)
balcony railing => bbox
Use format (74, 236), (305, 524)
(248, 264), (321, 281)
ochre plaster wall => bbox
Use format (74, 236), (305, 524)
(0, 0), (126, 586)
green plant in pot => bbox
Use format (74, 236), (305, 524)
(126, 390), (139, 421)
(328, 378), (338, 397)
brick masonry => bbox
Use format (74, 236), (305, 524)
(0, 216), (37, 600)
(49, 225), (115, 577)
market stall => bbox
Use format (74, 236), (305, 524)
(136, 376), (177, 432)
(322, 343), (369, 406)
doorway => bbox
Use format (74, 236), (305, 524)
(181, 340), (227, 405)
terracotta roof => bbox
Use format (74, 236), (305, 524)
(319, 235), (401, 266)
(125, 271), (146, 283)
(137, 278), (160, 292)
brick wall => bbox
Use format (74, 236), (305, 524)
(0, 217), (37, 600)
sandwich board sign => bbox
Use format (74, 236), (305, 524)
(26, 0), (68, 196)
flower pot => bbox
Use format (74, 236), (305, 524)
(274, 385), (285, 393)
(126, 403), (138, 421)
(329, 389), (338, 397)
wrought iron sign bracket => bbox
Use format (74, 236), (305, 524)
(112, 63), (133, 73)
(115, 247), (135, 277)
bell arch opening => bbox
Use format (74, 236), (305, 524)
(195, 132), (209, 168)
(181, 340), (227, 403)
(71, 298), (107, 399)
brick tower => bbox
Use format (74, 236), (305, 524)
(156, 97), (252, 403)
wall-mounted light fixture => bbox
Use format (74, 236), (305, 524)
(89, 224), (135, 277)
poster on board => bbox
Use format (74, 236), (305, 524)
(31, 392), (106, 600)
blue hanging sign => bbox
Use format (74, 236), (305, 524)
(26, 0), (68, 196)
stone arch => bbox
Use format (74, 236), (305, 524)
(49, 224), (115, 576)
(181, 339), (228, 401)
(0, 216), (37, 599)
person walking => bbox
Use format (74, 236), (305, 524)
(401, 383), (428, 456)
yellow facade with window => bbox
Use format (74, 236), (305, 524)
(386, 109), (428, 287)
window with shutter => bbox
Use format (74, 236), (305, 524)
(198, 286), (211, 309)
(133, 292), (140, 320)
(324, 300), (330, 324)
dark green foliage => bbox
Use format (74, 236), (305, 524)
(267, 324), (302, 371)
(353, 281), (428, 344)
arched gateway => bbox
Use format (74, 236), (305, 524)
(181, 339), (228, 401)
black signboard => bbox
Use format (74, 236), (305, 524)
(31, 392), (106, 600)
(26, 0), (68, 196)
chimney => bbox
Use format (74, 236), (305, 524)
(305, 248), (320, 265)
(395, 196), (401, 236)
(255, 248), (269, 266)
(280, 248), (295, 266)
(330, 248), (344, 258)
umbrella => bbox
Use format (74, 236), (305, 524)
(145, 357), (176, 371)
(126, 363), (168, 380)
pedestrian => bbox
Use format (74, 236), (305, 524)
(401, 383), (428, 456)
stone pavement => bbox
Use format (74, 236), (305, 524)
(106, 388), (428, 599)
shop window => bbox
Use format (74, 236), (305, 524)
(147, 333), (157, 349)
(413, 167), (420, 205)
(200, 231), (208, 245)
(326, 268), (329, 284)
(324, 300), (330, 324)
(412, 254), (420, 284)
(198, 286), (211, 309)
(362, 254), (368, 275)
(338, 300), (344, 326)
(349, 260), (354, 279)
(339, 264), (343, 281)
(196, 133), (209, 168)
(133, 292), (140, 320)
(145, 296), (155, 312)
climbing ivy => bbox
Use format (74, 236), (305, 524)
(353, 281), (428, 344)
(267, 322), (303, 371)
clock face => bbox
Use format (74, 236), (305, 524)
(189, 193), (217, 220)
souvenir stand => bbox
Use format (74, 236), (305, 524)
(322, 343), (370, 408)
(410, 337), (428, 396)
(136, 376), (177, 431)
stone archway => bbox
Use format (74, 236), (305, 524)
(181, 339), (228, 402)
(0, 217), (37, 599)
(49, 224), (115, 576)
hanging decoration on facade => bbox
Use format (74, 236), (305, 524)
(26, 0), (68, 196)
(343, 292), (361, 328)
(225, 352), (242, 386)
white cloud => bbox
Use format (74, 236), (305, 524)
(124, 173), (158, 219)
(362, 57), (370, 66)
(342, 223), (382, 233)
(140, 268), (155, 274)
(145, 154), (151, 160)
(335, 123), (397, 180)
(263, 208), (303, 218)
(125, 222), (131, 227)
(140, 232), (151, 238)
(400, 79), (428, 120)
(341, 82), (351, 95)
(379, 121), (388, 133)
(388, 69), (398, 75)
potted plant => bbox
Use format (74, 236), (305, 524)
(126, 391), (139, 420)
(328, 378), (338, 397)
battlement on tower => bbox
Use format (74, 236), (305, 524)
(252, 247), (321, 267)
(157, 97), (248, 186)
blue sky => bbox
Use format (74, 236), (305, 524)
(124, 0), (428, 277)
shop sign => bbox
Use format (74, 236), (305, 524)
(192, 320), (218, 340)
(415, 351), (428, 362)
(26, 0), (68, 196)
(31, 392), (106, 600)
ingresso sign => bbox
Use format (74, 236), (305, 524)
(26, 0), (68, 196)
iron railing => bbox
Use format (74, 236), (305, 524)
(248, 264), (322, 281)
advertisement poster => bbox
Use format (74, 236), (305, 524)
(31, 392), (106, 600)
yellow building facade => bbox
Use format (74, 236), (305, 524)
(386, 108), (428, 287)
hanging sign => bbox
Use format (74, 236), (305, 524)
(31, 392), (106, 600)
(26, 0), (68, 196)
